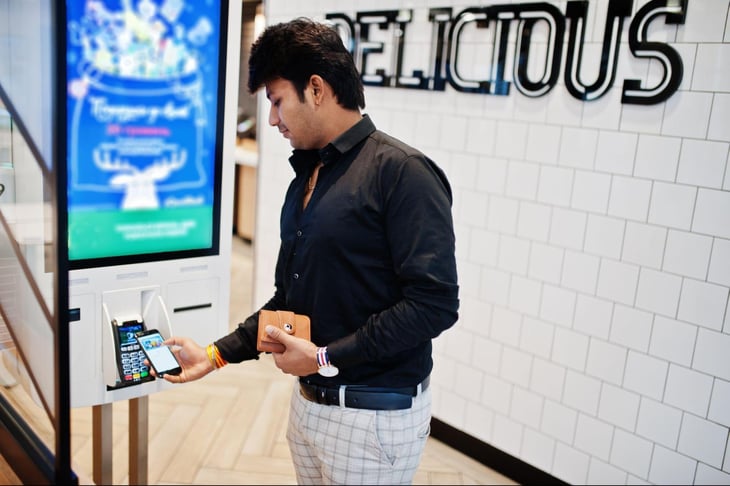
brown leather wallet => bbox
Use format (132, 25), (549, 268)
(257, 309), (311, 353)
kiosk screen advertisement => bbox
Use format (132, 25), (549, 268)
(65, 0), (227, 269)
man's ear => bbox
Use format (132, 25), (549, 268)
(309, 75), (326, 105)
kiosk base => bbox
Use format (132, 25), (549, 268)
(93, 395), (148, 485)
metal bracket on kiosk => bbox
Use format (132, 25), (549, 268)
(154, 295), (173, 340)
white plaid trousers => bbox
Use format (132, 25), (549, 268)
(286, 378), (432, 485)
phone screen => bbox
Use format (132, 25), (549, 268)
(135, 330), (182, 376)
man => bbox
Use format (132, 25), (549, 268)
(158, 17), (459, 485)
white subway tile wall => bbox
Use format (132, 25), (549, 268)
(575, 413), (613, 462)
(624, 350), (668, 401)
(587, 457), (629, 485)
(709, 378), (730, 428)
(709, 94), (730, 143)
(611, 429), (653, 479)
(648, 445), (698, 485)
(696, 464), (730, 485)
(521, 428), (556, 473)
(553, 442), (590, 484)
(636, 397), (682, 449)
(255, 1), (730, 484)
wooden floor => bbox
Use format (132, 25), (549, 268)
(0, 237), (517, 485)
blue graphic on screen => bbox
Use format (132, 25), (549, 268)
(66, 0), (223, 263)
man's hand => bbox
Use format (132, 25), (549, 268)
(265, 325), (319, 376)
(147, 336), (215, 384)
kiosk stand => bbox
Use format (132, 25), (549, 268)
(87, 395), (149, 485)
(92, 395), (148, 485)
(59, 0), (242, 482)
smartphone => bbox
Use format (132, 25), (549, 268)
(134, 329), (182, 377)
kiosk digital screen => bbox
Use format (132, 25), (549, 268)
(65, 0), (227, 269)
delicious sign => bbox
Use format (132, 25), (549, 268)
(327, 0), (688, 105)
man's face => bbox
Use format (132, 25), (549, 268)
(265, 77), (321, 150)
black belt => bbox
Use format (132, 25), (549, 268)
(298, 376), (430, 411)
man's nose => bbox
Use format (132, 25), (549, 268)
(268, 105), (279, 126)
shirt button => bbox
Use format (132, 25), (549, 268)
(296, 230), (302, 237)
(293, 273), (299, 279)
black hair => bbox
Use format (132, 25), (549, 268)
(248, 17), (365, 110)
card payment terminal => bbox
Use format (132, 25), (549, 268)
(110, 316), (155, 388)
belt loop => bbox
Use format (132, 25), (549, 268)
(339, 385), (347, 408)
(417, 382), (422, 395)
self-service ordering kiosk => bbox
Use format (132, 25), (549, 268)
(64, 1), (242, 482)
(1, 1), (242, 483)
(63, 0), (239, 407)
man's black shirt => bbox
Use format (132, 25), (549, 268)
(216, 115), (459, 388)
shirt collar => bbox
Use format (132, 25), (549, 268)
(289, 114), (376, 176)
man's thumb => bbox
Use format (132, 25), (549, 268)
(266, 325), (289, 342)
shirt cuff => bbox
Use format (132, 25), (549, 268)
(214, 313), (260, 363)
(325, 333), (364, 368)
